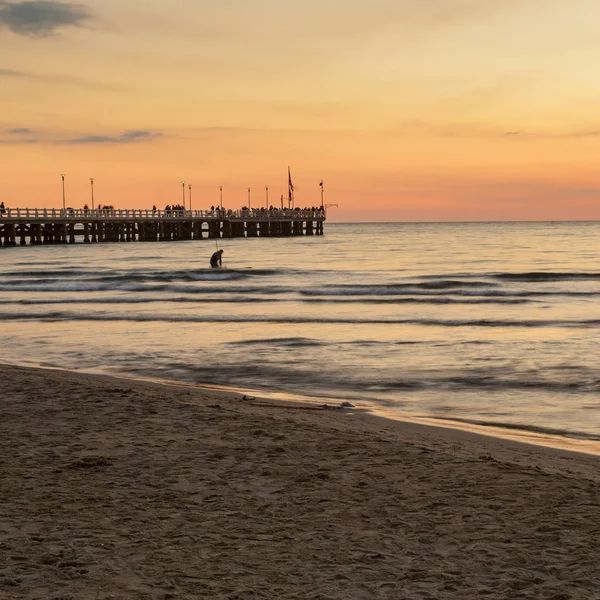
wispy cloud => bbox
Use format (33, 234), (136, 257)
(0, 1), (91, 37)
(390, 120), (600, 140)
(1, 128), (162, 145)
(500, 130), (600, 140)
(62, 130), (164, 144)
(0, 137), (38, 144)
(1, 126), (36, 142)
(0, 67), (122, 91)
(0, 67), (28, 77)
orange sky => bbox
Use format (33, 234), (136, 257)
(2, 0), (600, 221)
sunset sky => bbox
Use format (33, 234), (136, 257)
(2, 0), (600, 221)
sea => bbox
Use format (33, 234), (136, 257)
(1, 221), (599, 453)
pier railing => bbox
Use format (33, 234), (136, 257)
(0, 207), (325, 220)
(0, 205), (326, 245)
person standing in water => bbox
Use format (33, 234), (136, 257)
(210, 249), (224, 268)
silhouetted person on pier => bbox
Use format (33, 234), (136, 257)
(152, 205), (157, 215)
(210, 249), (223, 268)
(0, 202), (5, 215)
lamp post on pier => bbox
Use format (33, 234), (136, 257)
(182, 181), (185, 209)
(189, 184), (192, 212)
(248, 187), (251, 209)
(90, 178), (95, 210)
(319, 180), (324, 207)
(219, 185), (223, 211)
(61, 174), (66, 211)
(265, 185), (269, 208)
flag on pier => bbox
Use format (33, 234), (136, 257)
(287, 166), (295, 209)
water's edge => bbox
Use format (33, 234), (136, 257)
(9, 360), (599, 457)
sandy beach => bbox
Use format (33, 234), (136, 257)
(1, 363), (599, 599)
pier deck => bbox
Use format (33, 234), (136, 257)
(0, 208), (325, 246)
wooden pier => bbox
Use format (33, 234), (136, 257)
(0, 207), (325, 246)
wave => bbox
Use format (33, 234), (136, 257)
(2, 270), (600, 304)
(303, 297), (532, 305)
(121, 363), (600, 417)
(4, 269), (600, 286)
(2, 311), (600, 328)
(1, 269), (96, 278)
(0, 267), (282, 281)
(0, 283), (291, 295)
(85, 268), (282, 283)
(0, 296), (278, 305)
(300, 282), (497, 295)
(403, 279), (498, 289)
(225, 338), (432, 349)
(0, 273), (261, 287)
(3, 281), (598, 300)
(426, 416), (600, 442)
(299, 287), (600, 298)
(231, 338), (427, 347)
(230, 337), (324, 347)
(419, 270), (600, 282)
(336, 374), (600, 394)
(426, 375), (600, 392)
(492, 271), (600, 282)
(228, 337), (424, 348)
(0, 296), (531, 306)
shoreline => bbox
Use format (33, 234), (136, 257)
(26, 363), (600, 457)
(4, 361), (600, 468)
(3, 360), (599, 466)
(1, 362), (599, 599)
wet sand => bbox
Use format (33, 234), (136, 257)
(1, 363), (599, 599)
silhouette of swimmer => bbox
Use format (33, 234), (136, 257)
(210, 249), (224, 268)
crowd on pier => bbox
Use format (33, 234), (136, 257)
(0, 203), (327, 219)
(153, 204), (326, 217)
(233, 205), (326, 216)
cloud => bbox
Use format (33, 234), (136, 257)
(1, 128), (161, 145)
(0, 1), (91, 37)
(62, 130), (164, 144)
(389, 119), (600, 141)
(0, 137), (38, 144)
(500, 130), (600, 140)
(0, 67), (28, 77)
(0, 67), (122, 90)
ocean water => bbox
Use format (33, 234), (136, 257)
(1, 222), (599, 452)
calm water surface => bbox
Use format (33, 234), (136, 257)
(1, 222), (599, 452)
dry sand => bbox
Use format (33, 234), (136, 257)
(0, 363), (599, 600)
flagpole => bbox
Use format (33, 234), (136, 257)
(287, 166), (294, 210)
